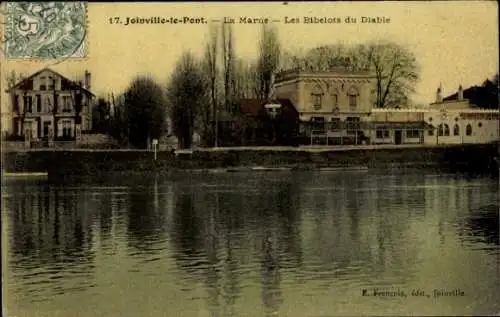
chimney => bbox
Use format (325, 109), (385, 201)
(457, 84), (463, 101)
(436, 83), (443, 103)
(84, 70), (91, 90)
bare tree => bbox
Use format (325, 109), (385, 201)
(203, 23), (220, 146)
(285, 41), (419, 108)
(221, 22), (236, 113)
(256, 24), (281, 102)
(5, 70), (25, 136)
(234, 58), (258, 100)
(365, 42), (419, 108)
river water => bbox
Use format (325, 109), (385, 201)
(2, 170), (499, 317)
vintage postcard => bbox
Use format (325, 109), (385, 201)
(1, 1), (499, 317)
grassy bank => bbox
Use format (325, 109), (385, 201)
(2, 143), (498, 177)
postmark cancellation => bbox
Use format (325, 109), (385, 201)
(2, 2), (87, 60)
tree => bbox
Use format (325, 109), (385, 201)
(122, 76), (166, 148)
(256, 24), (281, 102)
(92, 97), (110, 133)
(221, 23), (237, 113)
(5, 70), (25, 136)
(167, 52), (208, 149)
(202, 23), (220, 146)
(365, 42), (419, 108)
(284, 41), (419, 108)
(481, 73), (499, 109)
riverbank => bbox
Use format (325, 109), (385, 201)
(2, 143), (498, 178)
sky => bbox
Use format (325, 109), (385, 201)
(0, 1), (498, 116)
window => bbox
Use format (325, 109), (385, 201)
(62, 120), (73, 137)
(349, 94), (357, 107)
(453, 124), (460, 136)
(62, 96), (72, 112)
(312, 93), (322, 110)
(311, 117), (325, 132)
(406, 130), (419, 138)
(48, 77), (55, 90)
(347, 87), (358, 108)
(36, 95), (41, 112)
(444, 124), (450, 136)
(478, 122), (482, 127)
(438, 123), (450, 136)
(428, 129), (434, 136)
(376, 129), (390, 139)
(39, 84), (46, 91)
(466, 124), (472, 136)
(24, 96), (33, 113)
(346, 117), (360, 134)
(330, 118), (341, 130)
(13, 94), (19, 112)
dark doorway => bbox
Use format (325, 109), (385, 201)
(394, 130), (402, 145)
(43, 122), (50, 139)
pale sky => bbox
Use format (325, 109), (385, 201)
(0, 1), (498, 114)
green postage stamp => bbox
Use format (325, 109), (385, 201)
(3, 2), (87, 59)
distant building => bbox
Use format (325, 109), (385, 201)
(238, 98), (299, 146)
(5, 68), (95, 143)
(370, 85), (499, 145)
(272, 69), (498, 146)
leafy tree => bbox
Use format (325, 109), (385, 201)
(167, 52), (208, 149)
(92, 97), (110, 133)
(122, 76), (166, 148)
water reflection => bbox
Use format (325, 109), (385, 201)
(459, 204), (499, 247)
(126, 178), (168, 255)
(3, 171), (500, 316)
(5, 182), (96, 300)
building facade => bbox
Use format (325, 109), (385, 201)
(274, 68), (376, 144)
(274, 69), (499, 146)
(5, 68), (95, 143)
(369, 85), (499, 146)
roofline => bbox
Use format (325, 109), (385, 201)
(6, 67), (95, 97)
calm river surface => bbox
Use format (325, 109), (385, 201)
(2, 170), (499, 317)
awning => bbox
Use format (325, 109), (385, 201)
(370, 121), (434, 130)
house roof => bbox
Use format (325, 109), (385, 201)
(240, 98), (299, 117)
(371, 121), (435, 130)
(443, 85), (497, 109)
(5, 67), (95, 96)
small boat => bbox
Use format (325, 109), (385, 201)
(318, 166), (368, 172)
(2, 172), (49, 180)
(251, 166), (292, 172)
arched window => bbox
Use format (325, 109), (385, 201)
(466, 124), (472, 136)
(311, 84), (323, 110)
(438, 123), (444, 136)
(453, 124), (460, 136)
(444, 124), (450, 136)
(347, 86), (359, 108)
(438, 123), (450, 136)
